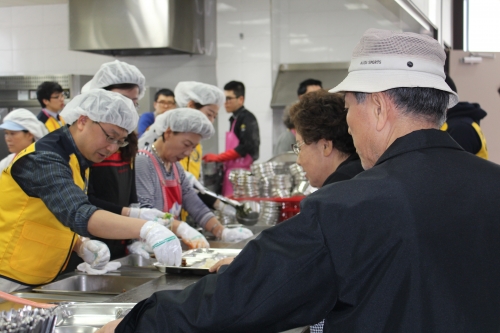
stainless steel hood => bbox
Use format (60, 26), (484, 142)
(271, 62), (349, 107)
(69, 0), (205, 56)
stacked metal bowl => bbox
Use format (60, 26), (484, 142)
(289, 163), (310, 196)
(271, 174), (293, 198)
(229, 169), (259, 198)
(259, 201), (282, 225)
(289, 163), (307, 183)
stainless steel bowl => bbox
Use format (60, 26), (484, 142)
(235, 201), (261, 226)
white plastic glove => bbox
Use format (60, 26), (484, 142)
(127, 241), (153, 259)
(77, 262), (121, 275)
(221, 227), (254, 243)
(129, 207), (168, 220)
(140, 221), (182, 266)
(76, 238), (110, 269)
(176, 222), (209, 249)
(214, 200), (236, 217)
(184, 171), (205, 194)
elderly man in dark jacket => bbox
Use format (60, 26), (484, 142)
(97, 29), (500, 333)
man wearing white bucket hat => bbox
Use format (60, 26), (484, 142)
(97, 29), (500, 333)
(0, 89), (182, 293)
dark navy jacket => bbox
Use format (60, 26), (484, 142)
(117, 129), (500, 333)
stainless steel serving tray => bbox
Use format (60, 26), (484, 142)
(55, 302), (136, 327)
(154, 248), (241, 275)
(33, 275), (155, 295)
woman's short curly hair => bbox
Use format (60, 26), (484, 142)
(289, 89), (355, 155)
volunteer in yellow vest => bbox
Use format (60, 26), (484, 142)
(174, 81), (236, 219)
(442, 74), (488, 159)
(0, 89), (183, 293)
(36, 81), (66, 132)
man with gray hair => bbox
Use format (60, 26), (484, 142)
(97, 29), (500, 333)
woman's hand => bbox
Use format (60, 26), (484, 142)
(208, 257), (234, 273)
(95, 319), (122, 333)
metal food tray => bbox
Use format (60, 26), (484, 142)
(55, 302), (136, 328)
(154, 248), (241, 275)
(32, 275), (155, 295)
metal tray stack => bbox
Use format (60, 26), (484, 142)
(54, 303), (136, 332)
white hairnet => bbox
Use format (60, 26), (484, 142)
(60, 89), (139, 133)
(82, 60), (146, 99)
(1, 109), (48, 140)
(174, 81), (225, 110)
(139, 108), (215, 149)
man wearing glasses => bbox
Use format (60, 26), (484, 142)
(203, 80), (260, 196)
(137, 89), (176, 138)
(0, 89), (182, 293)
(36, 81), (66, 132)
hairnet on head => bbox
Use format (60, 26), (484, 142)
(139, 108), (215, 149)
(174, 81), (225, 110)
(82, 60), (146, 99)
(60, 89), (139, 133)
(0, 109), (48, 140)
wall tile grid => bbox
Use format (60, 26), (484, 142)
(0, 4), (217, 89)
(216, 0), (273, 162)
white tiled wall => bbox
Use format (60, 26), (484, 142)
(273, 0), (403, 66)
(216, 0), (273, 162)
(0, 4), (217, 89)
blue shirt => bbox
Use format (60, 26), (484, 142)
(138, 112), (155, 138)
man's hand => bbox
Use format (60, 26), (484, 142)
(208, 257), (234, 273)
(141, 221), (182, 266)
(95, 319), (122, 333)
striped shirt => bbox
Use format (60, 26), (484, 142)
(11, 126), (98, 237)
(135, 147), (214, 228)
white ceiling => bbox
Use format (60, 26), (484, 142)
(0, 0), (66, 7)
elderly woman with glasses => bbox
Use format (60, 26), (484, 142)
(290, 89), (365, 333)
(290, 89), (364, 189)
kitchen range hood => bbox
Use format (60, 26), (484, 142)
(271, 62), (349, 107)
(69, 0), (205, 56)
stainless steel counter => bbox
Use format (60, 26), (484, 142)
(108, 233), (306, 333)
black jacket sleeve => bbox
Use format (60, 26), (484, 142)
(116, 198), (337, 333)
(233, 111), (260, 161)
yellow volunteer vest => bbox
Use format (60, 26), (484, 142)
(441, 122), (488, 160)
(179, 144), (202, 221)
(0, 143), (87, 286)
(44, 115), (66, 133)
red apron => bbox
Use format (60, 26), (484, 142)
(222, 118), (253, 196)
(139, 150), (183, 218)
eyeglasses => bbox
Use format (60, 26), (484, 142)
(50, 94), (65, 100)
(94, 122), (129, 147)
(225, 96), (237, 102)
(291, 140), (305, 155)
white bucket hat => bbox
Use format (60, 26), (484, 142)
(329, 28), (458, 108)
